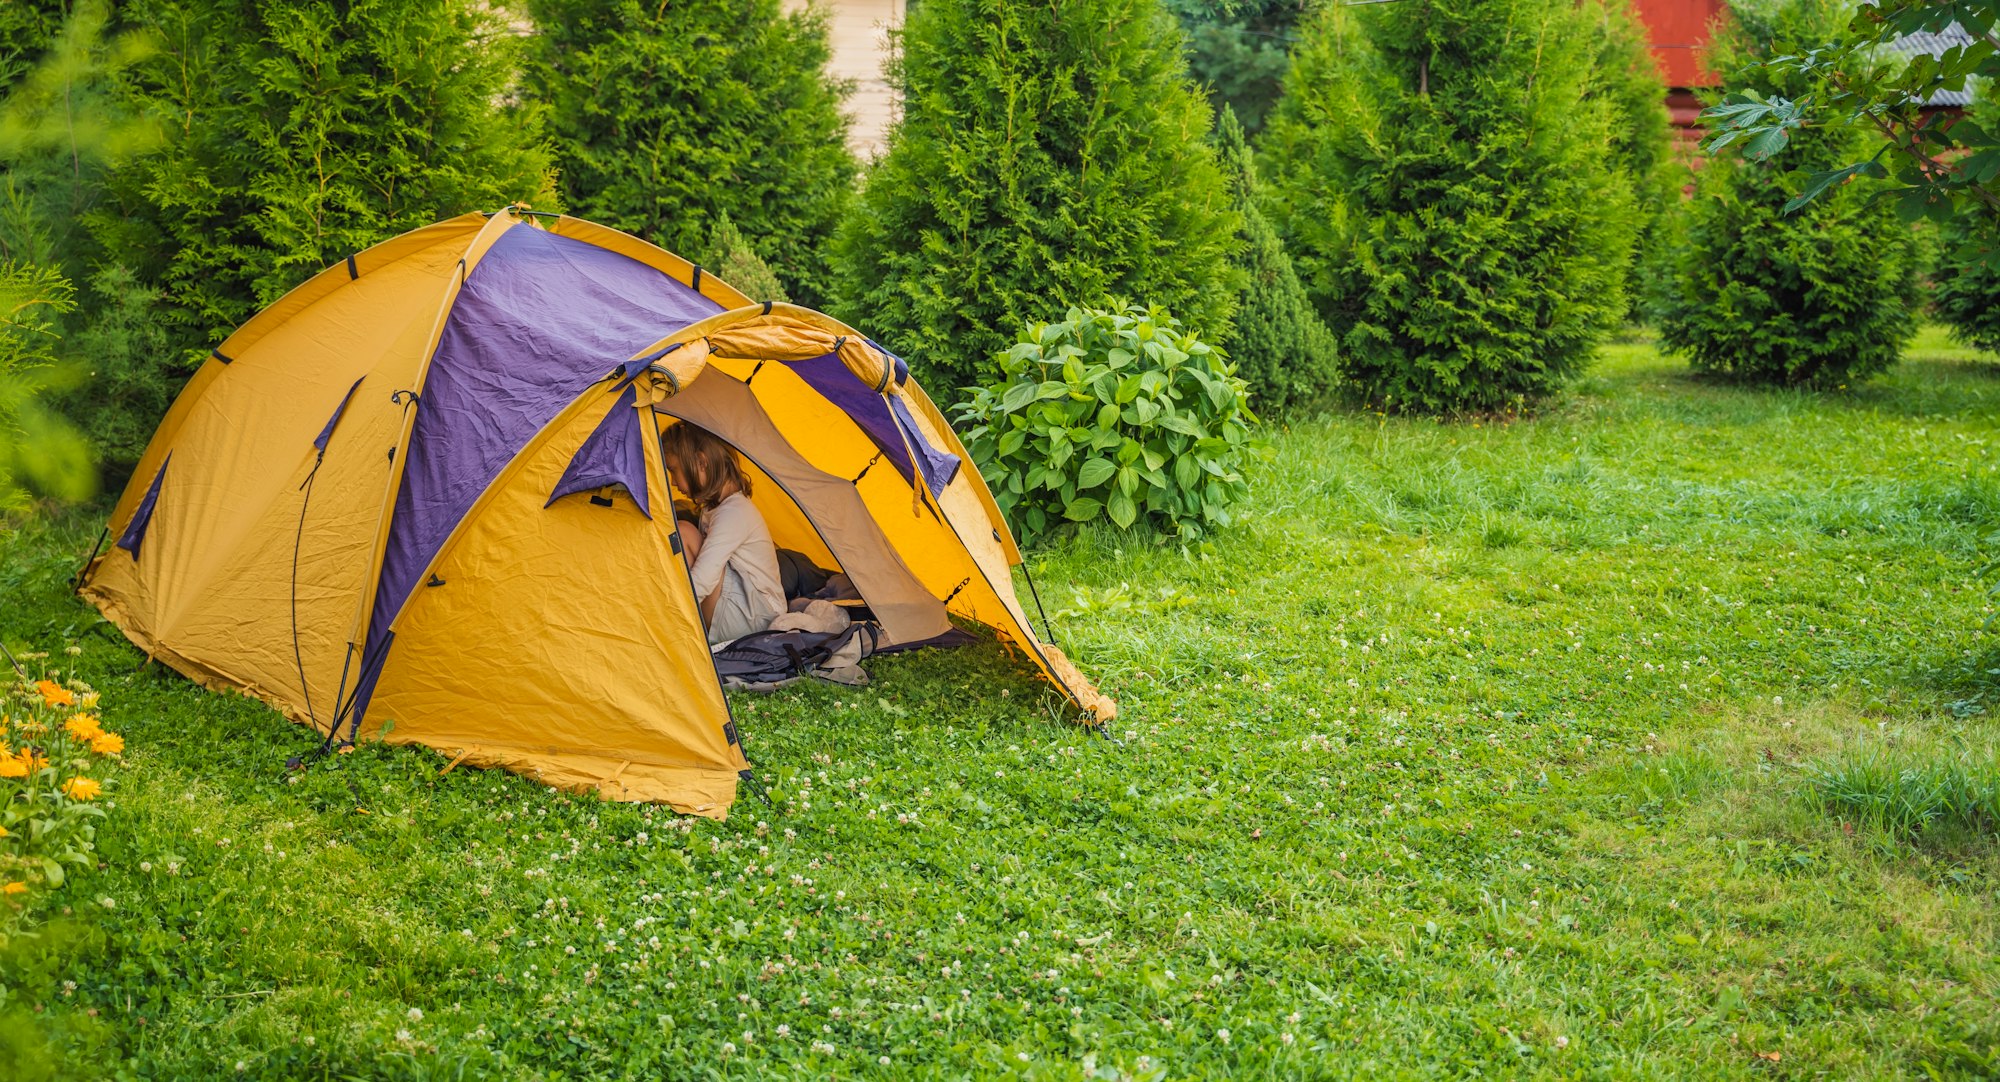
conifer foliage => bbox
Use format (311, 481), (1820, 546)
(521, 0), (855, 306)
(72, 0), (552, 469)
(1655, 0), (1922, 386)
(1261, 0), (1640, 413)
(1212, 106), (1338, 416)
(1585, 0), (1681, 322)
(831, 0), (1241, 397)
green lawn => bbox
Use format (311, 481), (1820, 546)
(4, 329), (1999, 1079)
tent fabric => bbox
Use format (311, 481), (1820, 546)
(351, 224), (725, 728)
(78, 207), (1114, 820)
(314, 378), (367, 454)
(547, 383), (651, 516)
(115, 455), (169, 558)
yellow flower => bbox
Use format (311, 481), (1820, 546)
(35, 680), (74, 708)
(2, 882), (25, 895)
(64, 714), (104, 741)
(90, 732), (124, 756)
(17, 749), (46, 771)
(78, 691), (101, 710)
(0, 756), (27, 779)
(0, 824), (9, 836)
(61, 777), (102, 801)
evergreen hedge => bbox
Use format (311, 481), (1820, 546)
(1932, 102), (2000, 354)
(706, 212), (787, 305)
(831, 0), (1241, 398)
(521, 0), (855, 308)
(1655, 0), (1922, 387)
(1935, 216), (2000, 355)
(1587, 0), (1682, 324)
(1261, 0), (1639, 413)
(67, 0), (551, 471)
(1212, 106), (1337, 415)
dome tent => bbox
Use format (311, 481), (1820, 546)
(77, 207), (1114, 819)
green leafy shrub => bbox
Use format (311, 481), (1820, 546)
(706, 212), (788, 305)
(832, 0), (1242, 398)
(521, 0), (854, 307)
(1261, 0), (1640, 413)
(1655, 0), (1922, 386)
(1212, 106), (1338, 416)
(954, 305), (1256, 544)
(74, 0), (551, 473)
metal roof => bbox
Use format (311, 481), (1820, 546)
(1886, 23), (1978, 107)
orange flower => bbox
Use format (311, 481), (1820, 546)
(35, 680), (74, 707)
(90, 732), (124, 756)
(16, 749), (46, 772)
(0, 756), (27, 779)
(2, 882), (25, 895)
(64, 714), (104, 741)
(61, 776), (102, 801)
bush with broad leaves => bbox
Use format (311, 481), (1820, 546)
(954, 305), (1257, 545)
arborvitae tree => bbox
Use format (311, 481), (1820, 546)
(73, 0), (551, 470)
(706, 212), (787, 305)
(831, 0), (1241, 396)
(1168, 0), (1308, 136)
(521, 0), (854, 307)
(1932, 101), (2000, 354)
(1585, 0), (1682, 324)
(1654, 0), (1921, 386)
(1261, 0), (1639, 413)
(1212, 106), (1337, 415)
(0, 1), (66, 91)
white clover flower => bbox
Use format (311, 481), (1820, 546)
(407, 1008), (423, 1022)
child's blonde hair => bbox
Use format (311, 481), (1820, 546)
(661, 421), (750, 511)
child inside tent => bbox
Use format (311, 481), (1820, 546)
(661, 422), (787, 645)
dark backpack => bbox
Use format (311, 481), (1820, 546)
(711, 623), (881, 689)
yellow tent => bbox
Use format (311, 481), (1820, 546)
(78, 207), (1113, 818)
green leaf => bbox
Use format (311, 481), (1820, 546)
(1075, 457), (1115, 489)
(1107, 490), (1137, 529)
(1000, 381), (1037, 413)
(1174, 454), (1201, 489)
(1783, 159), (1887, 214)
(997, 427), (1027, 457)
(1063, 497), (1103, 522)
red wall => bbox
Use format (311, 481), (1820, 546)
(1630, 0), (1727, 88)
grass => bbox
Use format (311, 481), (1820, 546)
(2, 327), (1998, 1078)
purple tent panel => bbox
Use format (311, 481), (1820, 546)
(314, 377), (367, 453)
(116, 453), (170, 559)
(546, 383), (651, 517)
(345, 225), (722, 730)
(784, 353), (959, 497)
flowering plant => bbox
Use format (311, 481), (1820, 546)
(1, 652), (125, 941)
